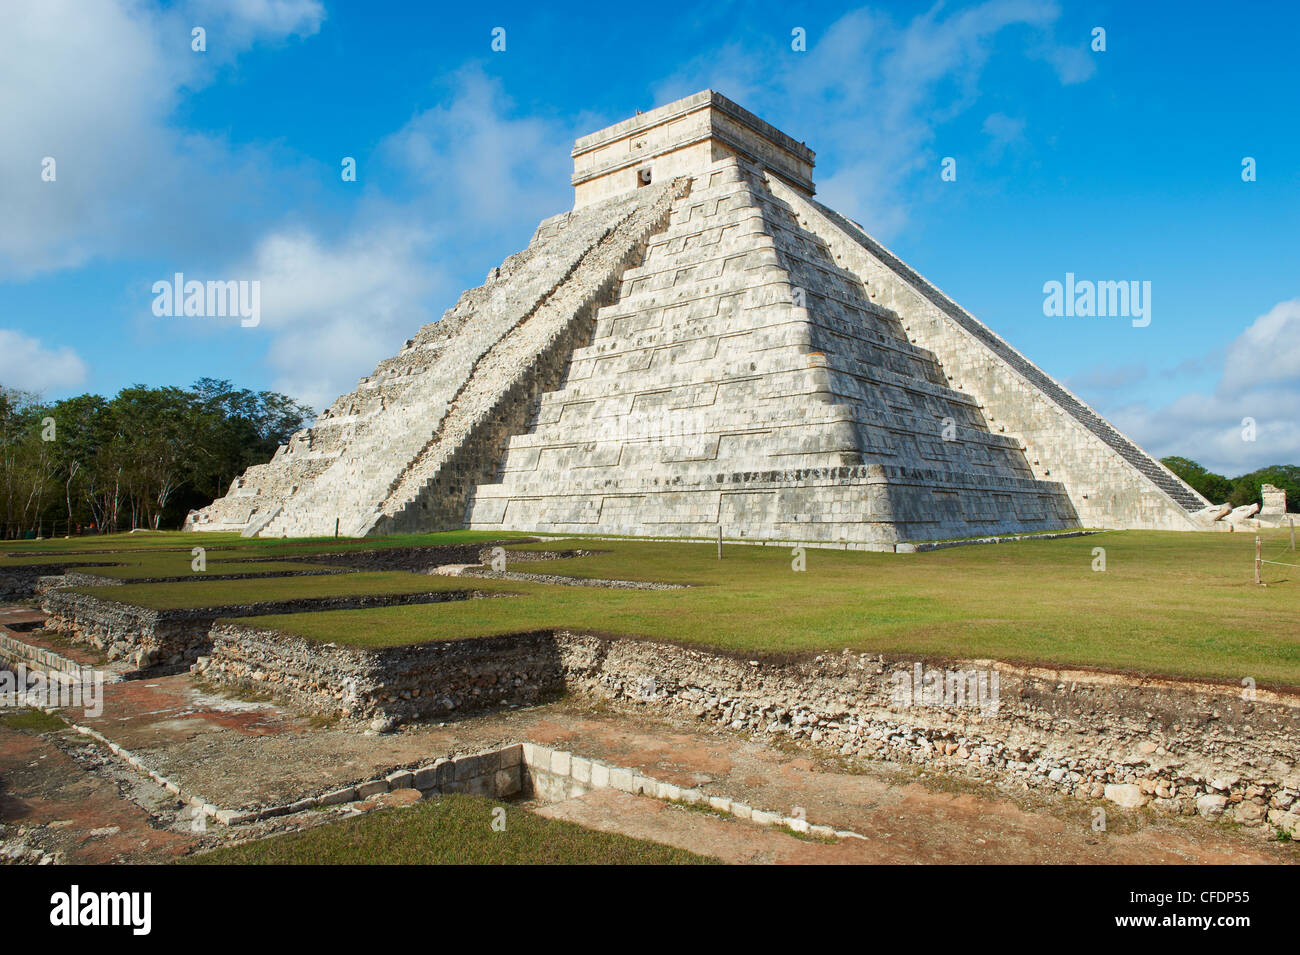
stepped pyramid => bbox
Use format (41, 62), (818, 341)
(188, 91), (1206, 548)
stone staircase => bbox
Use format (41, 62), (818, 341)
(248, 182), (687, 538)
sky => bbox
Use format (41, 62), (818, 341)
(1, 0), (1297, 476)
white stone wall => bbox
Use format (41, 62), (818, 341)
(767, 176), (1205, 530)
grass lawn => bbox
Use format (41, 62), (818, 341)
(0, 708), (68, 732)
(70, 570), (502, 611)
(70, 557), (336, 581)
(234, 529), (1300, 689)
(1, 529), (530, 561)
(0, 554), (126, 568)
(0, 531), (246, 555)
(186, 793), (714, 865)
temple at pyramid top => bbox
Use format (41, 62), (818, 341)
(571, 90), (815, 207)
(189, 90), (1214, 546)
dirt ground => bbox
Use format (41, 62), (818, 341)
(2, 605), (1296, 865)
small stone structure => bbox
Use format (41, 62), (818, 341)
(1258, 483), (1289, 527)
(188, 90), (1206, 545)
(40, 587), (489, 670)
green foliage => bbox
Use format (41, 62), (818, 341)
(0, 380), (313, 537)
(186, 794), (715, 865)
(0, 708), (67, 733)
(1162, 457), (1299, 512)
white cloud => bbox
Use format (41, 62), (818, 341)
(189, 0), (324, 44)
(244, 225), (443, 411)
(238, 70), (580, 410)
(1099, 300), (1300, 474)
(0, 0), (322, 278)
(650, 1), (1092, 237)
(378, 67), (575, 230)
(0, 329), (88, 393)
(1220, 298), (1300, 395)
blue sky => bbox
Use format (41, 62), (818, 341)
(1, 0), (1296, 474)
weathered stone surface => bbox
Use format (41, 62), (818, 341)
(41, 586), (485, 670)
(189, 90), (1205, 545)
(198, 622), (1300, 829)
(1196, 794), (1228, 818)
(1104, 784), (1148, 810)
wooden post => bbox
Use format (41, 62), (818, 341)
(717, 525), (722, 560)
(1291, 517), (1296, 552)
(334, 517), (340, 540)
(1255, 536), (1262, 585)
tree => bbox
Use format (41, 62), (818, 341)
(1160, 457), (1233, 503)
(0, 379), (314, 537)
(1162, 457), (1300, 512)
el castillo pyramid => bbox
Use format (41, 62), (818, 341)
(187, 90), (1209, 548)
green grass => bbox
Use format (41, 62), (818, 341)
(0, 554), (126, 568)
(0, 708), (67, 732)
(71, 571), (491, 611)
(0, 531), (246, 555)
(231, 530), (1300, 688)
(186, 793), (715, 865)
(20, 527), (1300, 688)
(2, 528), (530, 562)
(71, 557), (335, 581)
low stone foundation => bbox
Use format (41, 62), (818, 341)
(197, 624), (565, 728)
(2, 565), (115, 602)
(41, 588), (491, 670)
(197, 624), (1300, 835)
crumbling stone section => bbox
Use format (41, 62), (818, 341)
(2, 564), (120, 602)
(1258, 484), (1290, 528)
(40, 588), (487, 670)
(196, 625), (1300, 833)
(555, 633), (1300, 832)
(196, 624), (566, 727)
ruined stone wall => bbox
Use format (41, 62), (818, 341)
(196, 626), (1300, 833)
(556, 633), (1298, 831)
(197, 624), (566, 727)
(40, 588), (485, 670)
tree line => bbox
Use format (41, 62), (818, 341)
(0, 378), (312, 538)
(1161, 457), (1299, 512)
